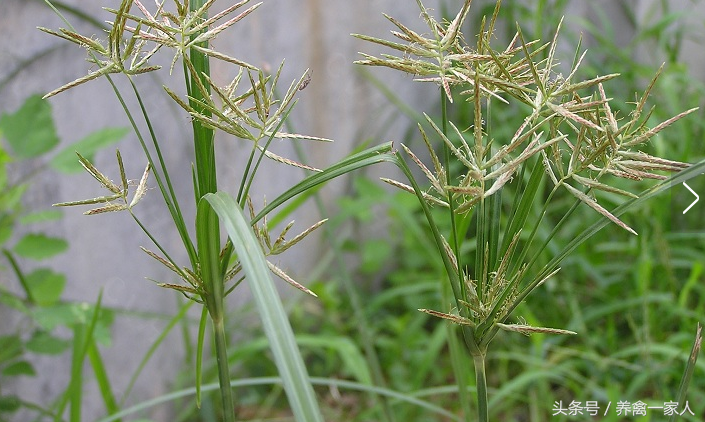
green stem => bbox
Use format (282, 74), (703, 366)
(2, 249), (33, 304)
(443, 282), (473, 422)
(441, 91), (464, 293)
(212, 316), (235, 422)
(127, 79), (197, 265)
(69, 324), (85, 422)
(197, 199), (233, 420)
(186, 1), (231, 419)
(472, 351), (489, 422)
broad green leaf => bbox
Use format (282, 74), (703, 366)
(25, 331), (70, 355)
(0, 292), (27, 313)
(0, 95), (59, 158)
(25, 268), (66, 306)
(202, 192), (325, 422)
(30, 303), (114, 346)
(1, 360), (36, 377)
(0, 216), (13, 245)
(0, 144), (11, 165)
(0, 395), (20, 413)
(0, 335), (22, 363)
(31, 303), (80, 330)
(20, 209), (63, 224)
(0, 184), (27, 213)
(50, 127), (129, 174)
(13, 233), (68, 260)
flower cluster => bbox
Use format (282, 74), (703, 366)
(356, 0), (696, 337)
(356, 0), (694, 235)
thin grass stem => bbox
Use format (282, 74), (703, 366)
(1, 250), (33, 304)
(472, 352), (489, 422)
(127, 78), (197, 264)
(441, 90), (464, 296)
(212, 316), (235, 421)
(238, 104), (297, 208)
(119, 301), (194, 407)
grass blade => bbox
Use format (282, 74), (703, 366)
(496, 158), (705, 339)
(669, 323), (703, 422)
(87, 341), (120, 420)
(96, 377), (461, 422)
(203, 191), (325, 422)
(196, 306), (208, 408)
(54, 292), (104, 422)
(253, 142), (396, 223)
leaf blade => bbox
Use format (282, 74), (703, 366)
(203, 192), (324, 422)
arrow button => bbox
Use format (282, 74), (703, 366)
(683, 182), (699, 214)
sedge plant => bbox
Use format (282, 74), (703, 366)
(38, 0), (399, 420)
(354, 0), (702, 420)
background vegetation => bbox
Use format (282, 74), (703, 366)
(1, 0), (704, 421)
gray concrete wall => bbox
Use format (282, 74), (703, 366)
(1, 0), (703, 420)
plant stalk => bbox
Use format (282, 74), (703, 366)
(185, 1), (233, 419)
(472, 351), (489, 422)
(212, 315), (235, 422)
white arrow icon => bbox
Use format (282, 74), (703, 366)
(683, 182), (699, 214)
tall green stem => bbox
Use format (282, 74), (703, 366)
(212, 316), (235, 421)
(441, 91), (464, 288)
(187, 1), (231, 420)
(187, 0), (216, 197)
(472, 351), (489, 422)
(438, 89), (476, 421)
(197, 197), (234, 421)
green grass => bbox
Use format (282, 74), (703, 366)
(2, 0), (704, 421)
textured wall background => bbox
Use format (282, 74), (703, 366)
(1, 0), (703, 420)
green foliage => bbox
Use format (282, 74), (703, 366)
(3, 0), (704, 421)
(204, 192), (325, 422)
(0, 93), (123, 421)
(334, 1), (705, 420)
(25, 331), (71, 355)
(13, 234), (68, 260)
(24, 268), (66, 306)
(37, 0), (398, 420)
(0, 95), (59, 159)
(51, 127), (130, 174)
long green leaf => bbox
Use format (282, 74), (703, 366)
(500, 157), (544, 266)
(96, 377), (461, 422)
(253, 142), (396, 223)
(195, 306), (208, 409)
(494, 158), (705, 342)
(203, 192), (324, 422)
(87, 341), (120, 420)
(54, 292), (104, 422)
(195, 191), (232, 420)
(670, 323), (703, 422)
(68, 324), (84, 422)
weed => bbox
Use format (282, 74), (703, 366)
(355, 1), (703, 420)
